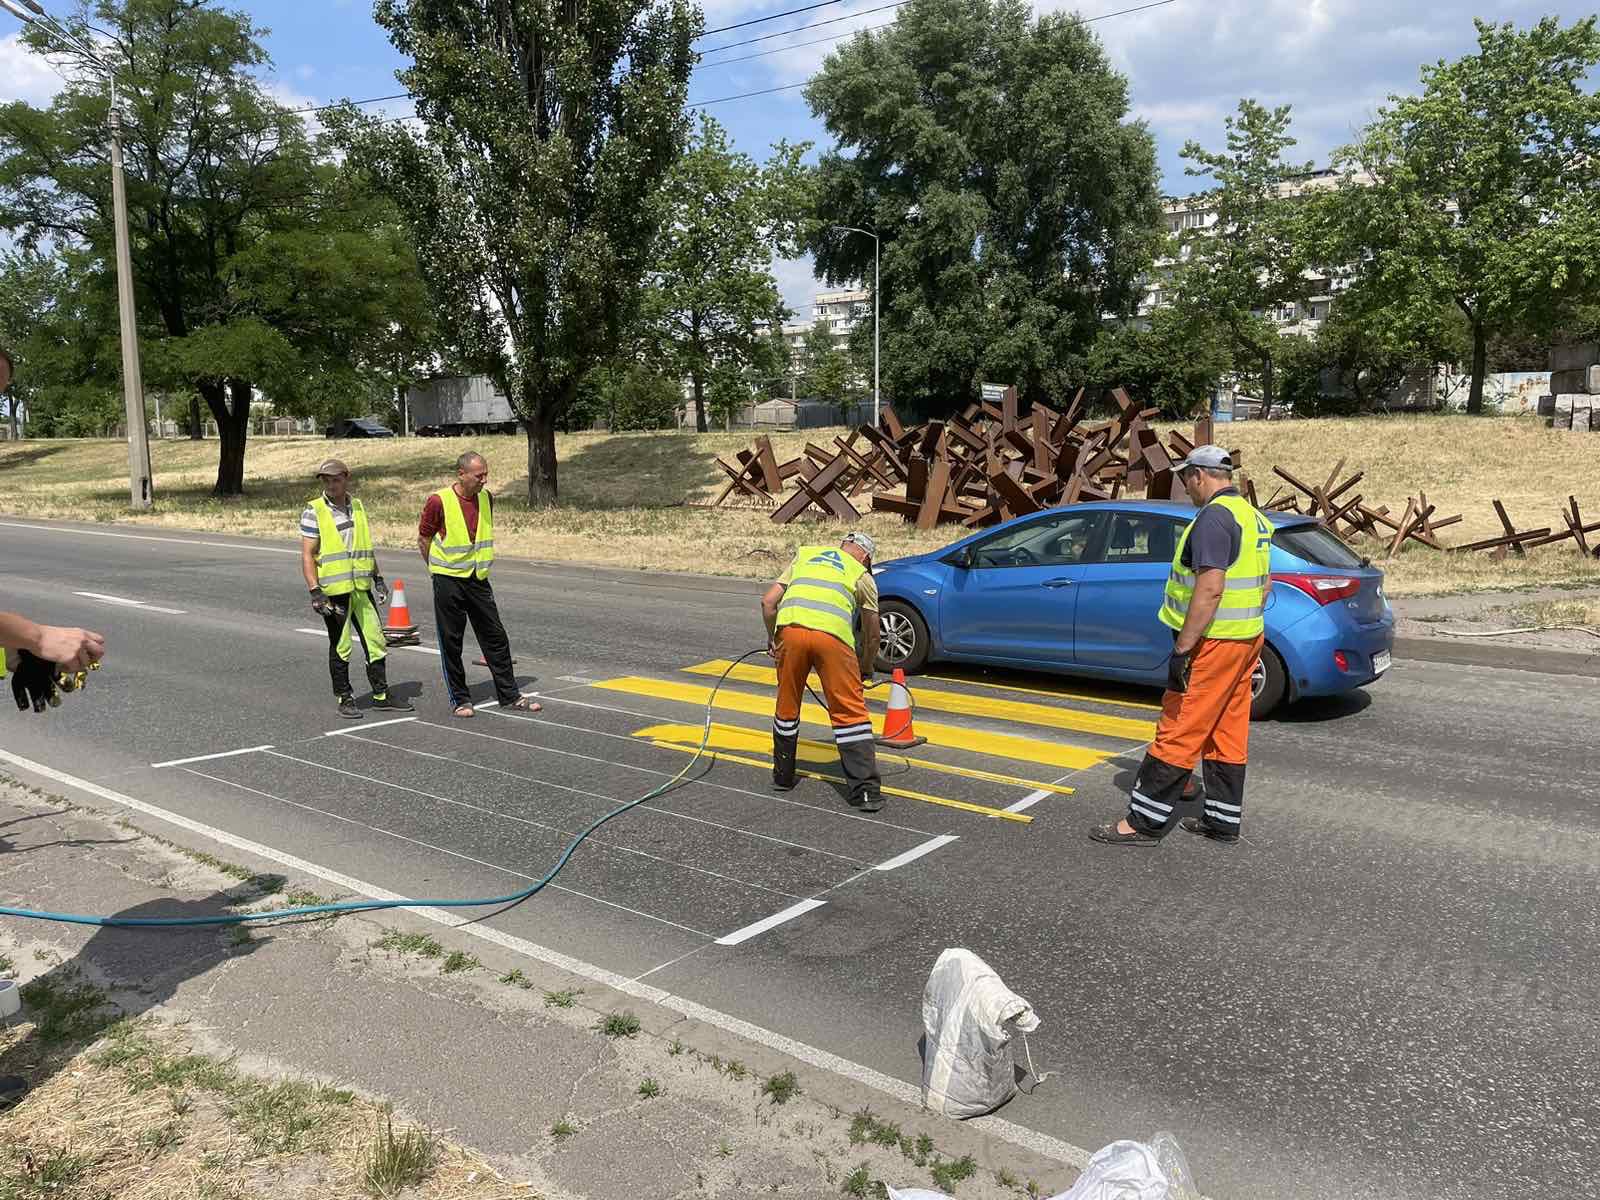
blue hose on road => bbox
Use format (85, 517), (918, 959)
(0, 649), (771, 929)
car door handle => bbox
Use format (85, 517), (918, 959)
(1042, 578), (1075, 589)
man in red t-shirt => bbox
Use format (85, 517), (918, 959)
(418, 451), (540, 718)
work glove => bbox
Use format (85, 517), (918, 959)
(371, 575), (390, 608)
(309, 587), (334, 618)
(1166, 649), (1193, 695)
(11, 651), (62, 714)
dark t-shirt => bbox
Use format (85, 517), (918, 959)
(1181, 488), (1243, 572)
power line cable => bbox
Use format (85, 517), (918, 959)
(700, 0), (848, 38)
(696, 18), (896, 69)
(698, 0), (904, 56)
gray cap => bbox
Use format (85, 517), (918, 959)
(843, 530), (877, 562)
(315, 458), (349, 477)
(1174, 444), (1233, 473)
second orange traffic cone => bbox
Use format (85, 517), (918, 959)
(383, 578), (420, 646)
(875, 668), (926, 749)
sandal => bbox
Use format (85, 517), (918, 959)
(505, 696), (543, 714)
(1088, 822), (1160, 846)
(452, 704), (475, 719)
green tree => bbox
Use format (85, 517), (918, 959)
(642, 113), (808, 433)
(333, 0), (698, 502)
(1323, 17), (1600, 414)
(0, 0), (426, 493)
(1084, 306), (1232, 418)
(799, 322), (850, 417)
(804, 0), (1161, 416)
(1171, 99), (1315, 411)
(0, 248), (120, 437)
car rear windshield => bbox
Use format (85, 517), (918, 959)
(1272, 523), (1366, 569)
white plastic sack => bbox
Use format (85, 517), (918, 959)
(1051, 1139), (1169, 1200)
(920, 947), (1039, 1119)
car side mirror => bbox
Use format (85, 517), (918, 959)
(944, 547), (973, 569)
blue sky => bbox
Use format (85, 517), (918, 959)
(4, 0), (1595, 314)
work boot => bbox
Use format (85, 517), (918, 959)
(772, 730), (798, 792)
(371, 692), (414, 713)
(849, 791), (884, 814)
(336, 695), (363, 720)
(1179, 816), (1238, 844)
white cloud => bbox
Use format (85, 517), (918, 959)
(770, 253), (820, 320)
(0, 32), (65, 106)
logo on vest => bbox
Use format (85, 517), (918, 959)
(808, 550), (846, 569)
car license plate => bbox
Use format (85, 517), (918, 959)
(1373, 651), (1392, 675)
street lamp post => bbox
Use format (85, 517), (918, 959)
(832, 225), (879, 429)
(2, 0), (152, 508)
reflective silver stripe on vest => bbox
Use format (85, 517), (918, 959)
(317, 550), (375, 565)
(1213, 604), (1266, 620)
(778, 597), (850, 621)
(319, 569), (374, 587)
(788, 576), (853, 599)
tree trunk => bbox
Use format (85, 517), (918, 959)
(526, 406), (559, 505)
(1466, 323), (1488, 415)
(691, 369), (706, 433)
(1260, 349), (1275, 411)
(189, 393), (203, 440)
(202, 378), (251, 496)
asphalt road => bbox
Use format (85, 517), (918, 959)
(2, 515), (1595, 1200)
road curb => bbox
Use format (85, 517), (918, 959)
(1396, 635), (1600, 677)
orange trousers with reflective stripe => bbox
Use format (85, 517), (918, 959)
(1149, 635), (1263, 768)
(774, 626), (869, 728)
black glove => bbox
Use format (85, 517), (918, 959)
(11, 651), (61, 714)
(371, 575), (390, 608)
(309, 586), (333, 617)
(1166, 649), (1193, 694)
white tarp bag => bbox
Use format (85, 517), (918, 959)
(888, 1132), (1194, 1200)
(920, 947), (1039, 1119)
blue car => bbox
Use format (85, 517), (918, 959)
(871, 500), (1394, 718)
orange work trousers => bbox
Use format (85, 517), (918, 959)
(1150, 634), (1263, 768)
(772, 625), (879, 800)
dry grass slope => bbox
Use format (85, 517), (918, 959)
(1, 415), (1596, 597)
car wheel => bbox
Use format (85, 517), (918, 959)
(876, 600), (929, 673)
(1250, 644), (1288, 720)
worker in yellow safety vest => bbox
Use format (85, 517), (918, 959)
(417, 451), (541, 719)
(1091, 445), (1272, 846)
(301, 458), (412, 720)
(761, 532), (884, 812)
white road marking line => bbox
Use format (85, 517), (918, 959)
(262, 747), (804, 899)
(1007, 771), (1080, 814)
(73, 590), (187, 615)
(0, 746), (1092, 1171)
(325, 717), (416, 737)
(873, 834), (959, 871)
(3, 521), (299, 554)
(179, 765), (719, 940)
(476, 708), (940, 837)
(151, 745), (274, 769)
(714, 899), (826, 946)
(355, 725), (868, 866)
(557, 674), (598, 684)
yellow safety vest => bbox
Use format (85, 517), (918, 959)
(428, 487), (494, 579)
(1159, 494), (1272, 640)
(777, 545), (865, 649)
(310, 495), (376, 596)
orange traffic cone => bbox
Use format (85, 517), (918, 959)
(875, 668), (926, 748)
(383, 578), (420, 646)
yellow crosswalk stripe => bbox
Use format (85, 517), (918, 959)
(634, 722), (1075, 797)
(593, 676), (1115, 771)
(640, 736), (1034, 824)
(925, 669), (1162, 712)
(683, 660), (1157, 741)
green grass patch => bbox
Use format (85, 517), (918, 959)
(19, 974), (115, 1046)
(363, 1110), (435, 1198)
(847, 1109), (902, 1149)
(762, 1071), (801, 1105)
(841, 1164), (885, 1198)
(637, 1077), (663, 1099)
(929, 1155), (978, 1192)
(440, 949), (478, 974)
(372, 930), (443, 958)
(543, 987), (583, 1008)
(550, 1119), (577, 1141)
(597, 1011), (640, 1038)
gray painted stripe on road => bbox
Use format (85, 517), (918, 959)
(873, 834), (958, 871)
(715, 898), (826, 946)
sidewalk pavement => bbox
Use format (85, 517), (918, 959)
(0, 778), (1079, 1200)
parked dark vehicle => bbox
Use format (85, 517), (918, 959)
(325, 417), (396, 439)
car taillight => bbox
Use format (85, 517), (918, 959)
(1333, 650), (1350, 672)
(1273, 573), (1362, 605)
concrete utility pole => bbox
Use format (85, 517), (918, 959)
(2, 0), (153, 506)
(832, 225), (880, 429)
